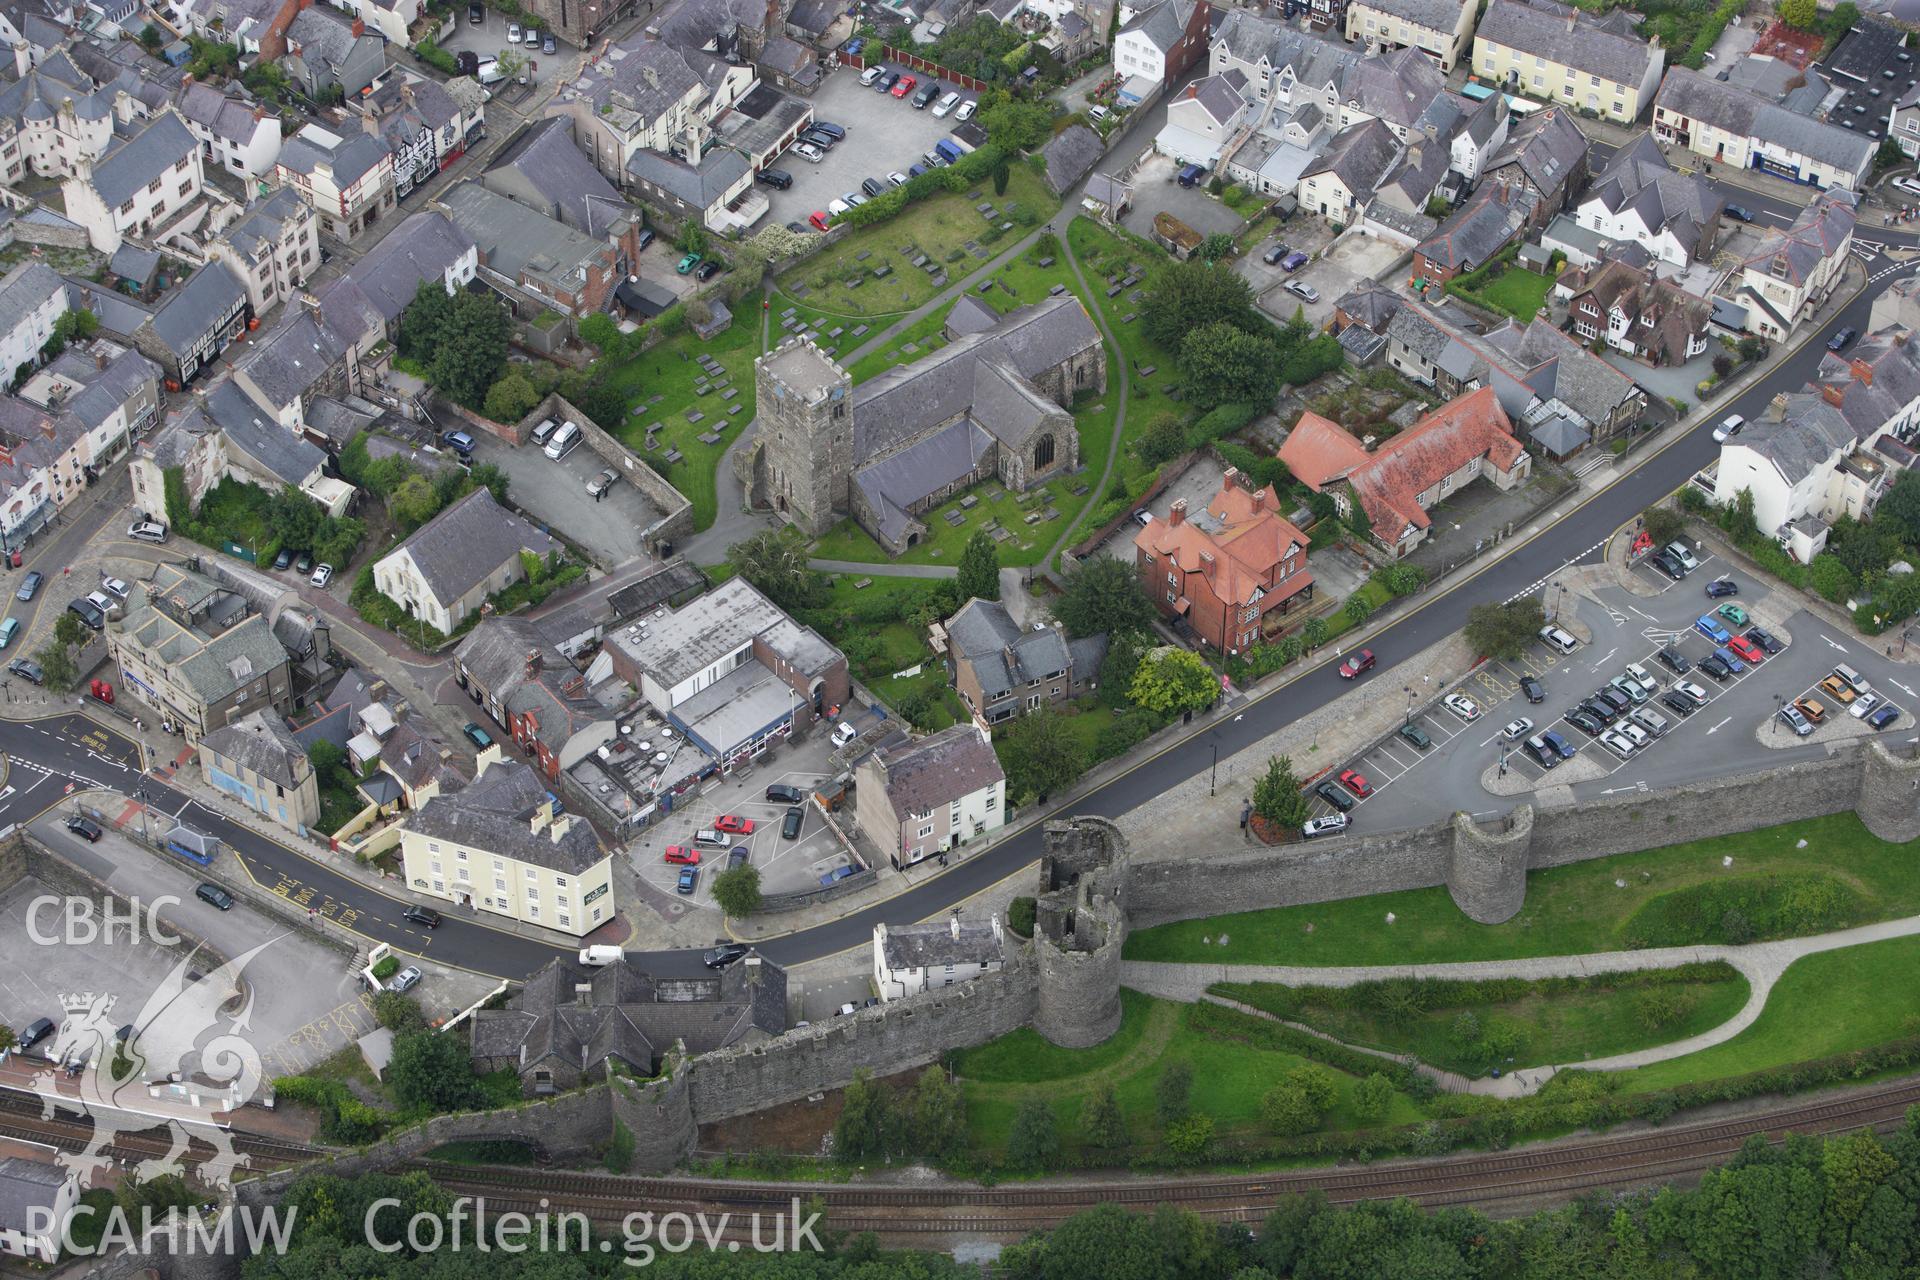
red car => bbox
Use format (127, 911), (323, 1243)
(714, 814), (755, 834)
(1726, 636), (1765, 664)
(663, 845), (700, 864)
(808, 210), (831, 231)
(1339, 769), (1373, 798)
(892, 74), (916, 98)
(1337, 649), (1376, 679)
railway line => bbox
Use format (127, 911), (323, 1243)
(0, 1084), (328, 1171)
(403, 1077), (1920, 1242)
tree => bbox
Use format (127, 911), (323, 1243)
(1641, 505), (1686, 548)
(1052, 554), (1157, 638)
(834, 1071), (898, 1160)
(726, 527), (830, 612)
(957, 530), (1001, 602)
(1779, 0), (1816, 28)
(979, 98), (1053, 150)
(372, 992), (429, 1036)
(709, 864), (761, 917)
(1198, 232), (1236, 263)
(387, 472), (442, 529)
(1007, 1096), (1060, 1170)
(387, 1027), (485, 1112)
(677, 223), (709, 257)
(1080, 1084), (1128, 1151)
(338, 433), (372, 487)
(1129, 648), (1218, 716)
(1137, 413), (1189, 466)
(1464, 598), (1547, 660)
(139, 22), (162, 47)
(1301, 616), (1329, 650)
(992, 153), (1012, 196)
(1097, 628), (1154, 708)
(307, 739), (349, 792)
(996, 707), (1086, 802)
(1259, 1065), (1337, 1136)
(1252, 755), (1310, 830)
(1180, 322), (1284, 409)
(35, 642), (75, 692)
(578, 312), (627, 357)
(907, 1066), (967, 1158)
(470, 463), (509, 507)
(397, 280), (453, 360)
(1876, 469), (1920, 546)
(1143, 259), (1260, 353)
(1352, 1073), (1395, 1122)
(1809, 553), (1856, 604)
(428, 292), (511, 408)
(483, 371), (539, 423)
(1155, 1059), (1193, 1126)
(53, 610), (87, 656)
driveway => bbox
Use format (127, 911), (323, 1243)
(1119, 153), (1246, 239)
(1257, 231), (1408, 330)
(468, 431), (664, 568)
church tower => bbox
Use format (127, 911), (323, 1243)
(754, 336), (852, 537)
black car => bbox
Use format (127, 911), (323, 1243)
(1661, 691), (1697, 717)
(402, 905), (442, 928)
(195, 883), (234, 911)
(801, 128), (837, 150)
(1566, 708), (1606, 736)
(861, 176), (886, 197)
(812, 121), (847, 140)
(1519, 674), (1545, 704)
(875, 71), (899, 93)
(67, 598), (103, 630)
(1657, 646), (1692, 674)
(64, 815), (102, 842)
(469, 1), (483, 20)
(1315, 781), (1356, 813)
(18, 1017), (54, 1052)
(8, 657), (43, 684)
(781, 805), (804, 839)
(1650, 552), (1683, 580)
(1745, 626), (1784, 655)
(1724, 203), (1754, 222)
(766, 783), (805, 804)
(1698, 653), (1734, 681)
(757, 167), (793, 189)
(1828, 327), (1859, 353)
(636, 227), (656, 250)
(1263, 243), (1289, 265)
(1705, 578), (1739, 598)
(695, 260), (721, 281)
(1592, 687), (1631, 716)
(703, 942), (750, 969)
(727, 846), (749, 870)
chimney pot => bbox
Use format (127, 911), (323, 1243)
(1169, 499), (1187, 526)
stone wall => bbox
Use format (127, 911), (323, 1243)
(539, 393), (695, 555)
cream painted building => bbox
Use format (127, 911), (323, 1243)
(1346, 0), (1475, 73)
(854, 724), (1006, 868)
(400, 752), (615, 937)
(1653, 67), (1873, 193)
(1736, 190), (1856, 341)
(1472, 0), (1663, 125)
(372, 488), (560, 636)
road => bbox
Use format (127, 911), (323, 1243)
(7, 172), (1911, 981)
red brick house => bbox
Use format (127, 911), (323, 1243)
(1133, 469), (1314, 655)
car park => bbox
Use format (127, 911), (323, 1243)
(1601, 729), (1637, 756)
(1745, 627), (1783, 655)
(1779, 704), (1813, 736)
(1871, 705), (1902, 730)
(1398, 721), (1431, 749)
(1337, 649), (1376, 678)
(1674, 680), (1710, 706)
(1713, 414), (1744, 443)
(1502, 717), (1534, 740)
(1726, 635), (1764, 664)
(1851, 693), (1883, 719)
(1443, 693), (1479, 720)
(1316, 780), (1355, 811)
(1698, 654), (1733, 681)
(403, 905), (442, 927)
(462, 722), (492, 749)
(1705, 578), (1739, 598)
(65, 815), (102, 842)
(676, 867), (699, 895)
(1539, 625), (1578, 654)
(1519, 674), (1545, 703)
(1819, 674), (1858, 704)
(1650, 552), (1683, 580)
(1666, 542), (1699, 573)
(663, 845), (699, 864)
(1796, 695), (1827, 723)
(1303, 813), (1350, 838)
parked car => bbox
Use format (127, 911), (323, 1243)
(1591, 687), (1631, 716)
(1524, 735), (1558, 768)
(1539, 625), (1578, 654)
(1674, 680), (1711, 706)
(65, 815), (102, 842)
(1705, 578), (1739, 598)
(891, 74), (917, 97)
(861, 176), (886, 197)
(273, 549), (291, 570)
(808, 210), (831, 230)
(1727, 635), (1764, 664)
(757, 167), (793, 189)
(956, 99), (977, 121)
(1828, 326), (1859, 352)
(1717, 602), (1749, 626)
(8, 657), (43, 684)
(692, 828), (729, 847)
(714, 814), (755, 834)
(1796, 695), (1828, 723)
(1819, 674), (1859, 704)
(1712, 414), (1744, 443)
(1870, 704), (1902, 730)
(1657, 646), (1692, 674)
(506, 20), (521, 41)
(1337, 649), (1376, 678)
(1697, 654), (1733, 681)
(1566, 708), (1606, 736)
(441, 427), (476, 454)
(1302, 813), (1350, 838)
(195, 883), (234, 911)
(127, 520), (167, 543)
(704, 943), (750, 968)
(766, 783), (805, 803)
(587, 467), (618, 498)
(1280, 250), (1309, 271)
(1263, 243), (1288, 265)
(1607, 675), (1649, 705)
(781, 806), (804, 838)
(309, 564), (333, 589)
(403, 905), (442, 927)
(794, 143), (825, 163)
(676, 866), (699, 894)
(1542, 729), (1576, 759)
(1502, 716), (1535, 740)
(19, 1017), (55, 1051)
(1443, 693), (1480, 720)
(66, 599), (103, 630)
(663, 845), (699, 864)
(1851, 692), (1884, 719)
(1398, 721), (1431, 749)
(860, 65), (886, 86)
(1745, 626), (1783, 654)
(295, 553), (312, 575)
(14, 571), (40, 602)
(1519, 673), (1545, 703)
(811, 121), (846, 140)
(677, 252), (702, 274)
(727, 847), (749, 870)
(1660, 691), (1697, 717)
(1315, 780), (1355, 812)
(1284, 280), (1320, 302)
(462, 722), (493, 749)
(1600, 729), (1638, 756)
(1724, 203), (1755, 222)
(100, 577), (129, 600)
(888, 170), (909, 186)
(1666, 542), (1699, 573)
(912, 82), (939, 108)
(1650, 551), (1684, 580)
(469, 2), (482, 22)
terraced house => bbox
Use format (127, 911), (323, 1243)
(208, 187), (319, 316)
(106, 563), (293, 742)
(1736, 190), (1857, 341)
(1653, 66), (1874, 192)
(1472, 0), (1664, 125)
(855, 724), (1007, 866)
(273, 127), (395, 243)
(196, 709), (319, 836)
(61, 109), (207, 255)
(453, 617), (613, 785)
(1345, 0), (1476, 72)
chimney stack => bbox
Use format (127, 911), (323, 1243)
(526, 648), (542, 677)
(1169, 499), (1187, 526)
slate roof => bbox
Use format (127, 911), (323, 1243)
(0, 261), (64, 324)
(1351, 0), (1469, 32)
(116, 605), (288, 705)
(1475, 0), (1660, 87)
(1485, 106), (1586, 197)
(1304, 118), (1401, 196)
(624, 147), (749, 212)
(234, 308), (345, 413)
(88, 110), (196, 209)
(1577, 132), (1722, 257)
(879, 919), (1004, 970)
(483, 116), (628, 235)
(584, 33), (728, 123)
(320, 211), (474, 331)
(1339, 45), (1450, 131)
(203, 378), (325, 485)
(277, 131), (390, 189)
(37, 343), (158, 431)
(853, 418), (995, 547)
(1335, 281), (1405, 332)
(1742, 188), (1857, 286)
(146, 262), (246, 359)
(1120, 0), (1189, 52)
(945, 598), (1076, 701)
(0, 1157), (70, 1236)
(439, 182), (607, 295)
(872, 724), (1004, 816)
(285, 6), (372, 74)
(221, 187), (310, 261)
(409, 755), (605, 874)
(453, 617), (604, 758)
(1281, 386), (1523, 536)
(1183, 68), (1248, 127)
(1417, 182), (1538, 272)
(1562, 258), (1712, 366)
(176, 81), (269, 146)
(944, 294), (1000, 338)
(1482, 316), (1642, 424)
(201, 710), (308, 789)
(1654, 67), (1872, 180)
(385, 487), (559, 607)
(1041, 123), (1104, 196)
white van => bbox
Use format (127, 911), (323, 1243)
(1629, 707), (1670, 738)
(831, 721), (857, 747)
(1538, 625), (1578, 655)
(475, 58), (506, 85)
(530, 418), (557, 447)
(544, 419), (580, 459)
(578, 945), (624, 966)
(932, 90), (960, 117)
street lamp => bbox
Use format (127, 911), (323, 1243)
(1403, 685), (1415, 726)
(1208, 735), (1219, 797)
(1774, 693), (1784, 735)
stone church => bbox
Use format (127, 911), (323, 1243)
(741, 294), (1106, 555)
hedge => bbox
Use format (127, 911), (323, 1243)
(833, 144), (1008, 230)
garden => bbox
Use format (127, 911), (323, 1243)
(1444, 246), (1556, 322)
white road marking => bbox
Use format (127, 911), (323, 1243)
(1705, 716), (1731, 735)
(1824, 635), (1849, 653)
(1893, 679), (1917, 698)
(1630, 606), (1658, 622)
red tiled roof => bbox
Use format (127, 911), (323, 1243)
(1281, 387), (1523, 538)
(1132, 474), (1313, 609)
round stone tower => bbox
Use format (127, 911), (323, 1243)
(610, 1049), (696, 1173)
(1446, 805), (1535, 925)
(1860, 740), (1920, 843)
(1031, 815), (1130, 1048)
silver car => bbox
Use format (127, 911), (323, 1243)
(388, 966), (422, 993)
(1302, 813), (1349, 838)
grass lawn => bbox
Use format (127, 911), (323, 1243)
(844, 303), (957, 382)
(598, 315), (764, 532)
(1125, 813), (1920, 967)
(1468, 267), (1554, 321)
(805, 572), (968, 730)
(955, 989), (1429, 1154)
(1214, 967), (1751, 1077)
(1621, 935), (1920, 1092)
(778, 166), (1059, 315)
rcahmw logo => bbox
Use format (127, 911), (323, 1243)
(41, 1204), (298, 1257)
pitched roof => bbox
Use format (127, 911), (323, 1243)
(1562, 258), (1712, 365)
(0, 260), (64, 322)
(146, 262), (246, 358)
(453, 617), (604, 756)
(1655, 66), (1873, 178)
(0, 1157), (70, 1235)
(176, 81), (270, 146)
(1041, 123), (1104, 196)
(1742, 188), (1858, 286)
(1303, 118), (1401, 196)
(1281, 385), (1523, 536)
(1351, 0), (1469, 32)
(234, 307), (345, 411)
(1417, 182), (1538, 272)
(1577, 130), (1723, 254)
(408, 755), (605, 874)
(1120, 0), (1192, 52)
(1134, 472), (1313, 610)
(201, 709), (309, 789)
(438, 182), (608, 295)
(879, 919), (1004, 971)
(1476, 0), (1660, 87)
(1485, 106), (1586, 196)
(872, 724), (1004, 816)
(320, 211), (474, 330)
(945, 598), (1078, 701)
(624, 146), (749, 212)
(87, 110), (196, 208)
(202, 378), (325, 485)
(483, 117), (628, 235)
(386, 487), (559, 605)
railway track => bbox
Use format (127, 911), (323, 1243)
(405, 1078), (1920, 1241)
(0, 1084), (329, 1170)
